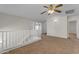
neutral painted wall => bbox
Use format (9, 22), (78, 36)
(42, 21), (47, 34)
(0, 13), (33, 31)
(68, 21), (76, 33)
(68, 16), (77, 22)
(47, 16), (67, 38)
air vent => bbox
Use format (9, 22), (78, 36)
(65, 9), (75, 14)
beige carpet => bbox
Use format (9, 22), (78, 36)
(4, 34), (79, 54)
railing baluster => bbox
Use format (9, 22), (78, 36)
(9, 32), (10, 48)
(9, 32), (11, 47)
(13, 32), (14, 47)
(16, 32), (17, 46)
(23, 31), (24, 44)
(13, 32), (15, 47)
(2, 32), (3, 49)
(10, 32), (12, 48)
(14, 32), (16, 46)
(16, 32), (18, 46)
(6, 32), (7, 48)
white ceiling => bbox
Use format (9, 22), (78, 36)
(0, 4), (79, 22)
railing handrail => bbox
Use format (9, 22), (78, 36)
(0, 30), (31, 32)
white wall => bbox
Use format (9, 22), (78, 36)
(68, 16), (77, 22)
(0, 13), (33, 31)
(68, 21), (76, 33)
(42, 21), (47, 34)
(47, 16), (67, 38)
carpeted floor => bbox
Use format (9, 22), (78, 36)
(4, 34), (79, 54)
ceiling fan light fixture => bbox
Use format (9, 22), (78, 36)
(48, 10), (54, 14)
(41, 4), (63, 15)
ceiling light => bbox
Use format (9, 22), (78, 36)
(48, 10), (51, 13)
(0, 40), (2, 43)
(53, 19), (58, 23)
(41, 4), (63, 15)
(48, 10), (54, 14)
(35, 25), (39, 30)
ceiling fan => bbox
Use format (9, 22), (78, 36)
(41, 4), (63, 15)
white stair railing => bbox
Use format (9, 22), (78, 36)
(0, 29), (41, 53)
(0, 30), (35, 52)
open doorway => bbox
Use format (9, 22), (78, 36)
(68, 21), (77, 39)
(33, 22), (42, 39)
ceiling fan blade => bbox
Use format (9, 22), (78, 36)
(41, 11), (47, 14)
(49, 4), (53, 7)
(56, 4), (63, 8)
(54, 10), (61, 13)
(48, 13), (50, 15)
(43, 6), (48, 8)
